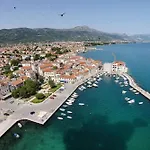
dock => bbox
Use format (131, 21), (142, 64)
(0, 69), (101, 138)
(123, 73), (150, 100)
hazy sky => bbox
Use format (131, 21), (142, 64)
(0, 0), (150, 34)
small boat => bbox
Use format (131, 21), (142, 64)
(125, 84), (128, 87)
(17, 122), (22, 128)
(13, 133), (20, 138)
(87, 81), (92, 85)
(81, 86), (86, 89)
(120, 85), (124, 87)
(67, 111), (72, 114)
(127, 99), (135, 104)
(125, 97), (130, 101)
(115, 80), (119, 83)
(57, 117), (63, 120)
(133, 90), (137, 93)
(135, 92), (139, 95)
(87, 85), (92, 88)
(129, 88), (133, 91)
(59, 108), (65, 111)
(61, 113), (66, 116)
(79, 103), (85, 106)
(95, 81), (98, 84)
(62, 105), (68, 108)
(66, 102), (72, 106)
(122, 90), (127, 94)
(92, 83), (98, 87)
(78, 87), (83, 91)
(139, 102), (143, 105)
(97, 78), (102, 81)
(119, 82), (122, 85)
(67, 116), (72, 119)
(116, 77), (119, 80)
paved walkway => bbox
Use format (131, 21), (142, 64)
(123, 73), (150, 100)
(0, 69), (101, 138)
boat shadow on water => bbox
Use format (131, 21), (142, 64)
(63, 114), (148, 150)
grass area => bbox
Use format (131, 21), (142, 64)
(31, 97), (46, 103)
(50, 83), (62, 93)
(31, 84), (62, 103)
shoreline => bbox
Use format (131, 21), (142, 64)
(0, 68), (102, 138)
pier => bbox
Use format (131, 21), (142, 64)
(0, 69), (101, 138)
(123, 73), (150, 100)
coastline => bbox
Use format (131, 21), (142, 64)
(0, 68), (102, 138)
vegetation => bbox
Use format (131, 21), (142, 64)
(10, 59), (20, 66)
(33, 54), (40, 61)
(50, 83), (62, 93)
(0, 26), (129, 44)
(48, 78), (56, 88)
(12, 79), (39, 98)
(36, 93), (45, 99)
(2, 64), (12, 75)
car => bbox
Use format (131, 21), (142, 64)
(50, 97), (54, 99)
(30, 111), (35, 115)
(53, 94), (57, 97)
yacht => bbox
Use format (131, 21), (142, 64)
(122, 90), (127, 94)
(67, 116), (72, 119)
(139, 102), (143, 105)
(13, 133), (20, 138)
(67, 111), (72, 114)
(57, 117), (63, 120)
(115, 80), (119, 83)
(79, 103), (85, 106)
(59, 108), (65, 111)
(61, 113), (66, 116)
(93, 83), (98, 87)
(87, 85), (92, 88)
(127, 99), (135, 104)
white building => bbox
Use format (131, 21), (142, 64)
(112, 61), (128, 74)
(0, 82), (11, 100)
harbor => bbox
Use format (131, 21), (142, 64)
(0, 69), (102, 138)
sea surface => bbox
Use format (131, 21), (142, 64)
(1, 43), (150, 150)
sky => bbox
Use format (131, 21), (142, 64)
(0, 0), (150, 34)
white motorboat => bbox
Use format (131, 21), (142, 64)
(127, 99), (135, 104)
(17, 122), (22, 128)
(93, 83), (98, 87)
(129, 88), (133, 91)
(78, 87), (83, 91)
(115, 80), (119, 83)
(67, 116), (72, 119)
(67, 111), (72, 114)
(125, 97), (130, 101)
(61, 113), (66, 116)
(133, 90), (137, 93)
(120, 85), (124, 87)
(87, 85), (92, 88)
(57, 117), (63, 120)
(60, 108), (65, 111)
(119, 82), (122, 85)
(66, 102), (72, 106)
(95, 81), (98, 84)
(122, 90), (127, 94)
(79, 103), (85, 106)
(135, 92), (139, 95)
(62, 105), (68, 108)
(116, 77), (120, 80)
(13, 133), (20, 138)
(81, 86), (86, 89)
(139, 102), (143, 105)
(87, 81), (92, 85)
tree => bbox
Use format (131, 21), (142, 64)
(53, 66), (58, 70)
(11, 89), (19, 98)
(33, 54), (40, 61)
(10, 59), (20, 66)
(36, 93), (45, 99)
(48, 78), (56, 88)
(19, 86), (28, 98)
(45, 53), (52, 58)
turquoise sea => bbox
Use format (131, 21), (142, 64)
(1, 43), (150, 150)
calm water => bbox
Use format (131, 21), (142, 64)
(1, 43), (150, 150)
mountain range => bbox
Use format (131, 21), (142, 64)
(0, 26), (146, 44)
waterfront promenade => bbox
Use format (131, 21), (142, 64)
(0, 69), (101, 138)
(123, 73), (150, 100)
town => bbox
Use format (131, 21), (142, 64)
(0, 41), (102, 137)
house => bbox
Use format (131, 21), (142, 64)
(10, 78), (24, 91)
(59, 75), (77, 83)
(0, 81), (11, 100)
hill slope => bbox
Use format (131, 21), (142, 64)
(0, 26), (131, 44)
